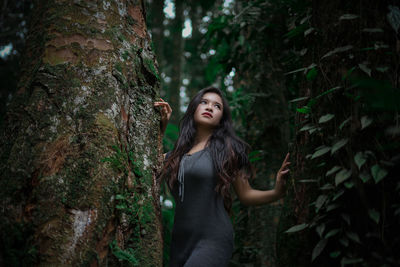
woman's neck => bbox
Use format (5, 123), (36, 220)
(194, 126), (213, 148)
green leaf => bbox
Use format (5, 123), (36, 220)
(316, 224), (325, 237)
(342, 66), (356, 81)
(312, 239), (328, 261)
(308, 127), (321, 134)
(318, 114), (335, 123)
(285, 67), (307, 75)
(299, 124), (316, 132)
(298, 179), (318, 183)
(354, 152), (367, 170)
(359, 172), (371, 183)
(315, 86), (341, 99)
(321, 45), (353, 59)
(339, 237), (349, 247)
(304, 27), (315, 37)
(331, 138), (349, 154)
(320, 183), (334, 190)
(346, 231), (361, 243)
(249, 150), (263, 162)
(358, 63), (371, 77)
(341, 258), (363, 265)
(116, 204), (127, 210)
(315, 195), (328, 212)
(341, 213), (351, 225)
(387, 5), (400, 34)
(333, 189), (344, 201)
(115, 194), (125, 200)
(326, 166), (342, 176)
(344, 181), (354, 188)
(306, 67), (318, 81)
(284, 24), (308, 39)
(335, 169), (352, 185)
(285, 223), (308, 233)
(311, 146), (331, 159)
(325, 228), (340, 239)
(330, 251), (341, 258)
(371, 164), (388, 183)
(326, 204), (340, 211)
(339, 117), (351, 130)
(361, 116), (373, 129)
(297, 106), (311, 114)
(376, 66), (389, 72)
(368, 209), (380, 224)
(289, 96), (309, 103)
(339, 14), (359, 20)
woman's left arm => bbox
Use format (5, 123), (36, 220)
(233, 153), (291, 206)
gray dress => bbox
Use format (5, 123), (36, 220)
(167, 147), (234, 267)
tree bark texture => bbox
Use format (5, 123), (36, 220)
(0, 0), (163, 266)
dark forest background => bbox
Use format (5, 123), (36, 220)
(1, 0), (399, 266)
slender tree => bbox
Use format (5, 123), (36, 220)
(0, 0), (163, 265)
(168, 0), (184, 125)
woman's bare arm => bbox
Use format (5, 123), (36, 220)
(233, 153), (290, 206)
(154, 98), (172, 135)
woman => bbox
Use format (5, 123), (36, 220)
(154, 86), (290, 267)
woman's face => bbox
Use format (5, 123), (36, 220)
(193, 92), (224, 129)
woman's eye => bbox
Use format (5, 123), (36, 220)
(200, 100), (207, 104)
(215, 105), (221, 109)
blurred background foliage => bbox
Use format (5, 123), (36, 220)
(1, 0), (399, 266)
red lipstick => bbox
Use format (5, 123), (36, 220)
(202, 112), (213, 118)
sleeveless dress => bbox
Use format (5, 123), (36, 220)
(166, 148), (234, 267)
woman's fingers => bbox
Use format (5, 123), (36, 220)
(154, 98), (172, 134)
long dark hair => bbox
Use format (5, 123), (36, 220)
(160, 86), (252, 212)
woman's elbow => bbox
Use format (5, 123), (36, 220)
(237, 194), (252, 206)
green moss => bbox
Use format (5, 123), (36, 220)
(122, 50), (130, 60)
(126, 15), (135, 26)
(70, 78), (81, 88)
(143, 57), (160, 81)
(114, 62), (123, 73)
(63, 152), (96, 207)
(118, 34), (127, 42)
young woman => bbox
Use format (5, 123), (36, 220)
(154, 86), (290, 267)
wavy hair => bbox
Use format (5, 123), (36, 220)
(160, 86), (252, 212)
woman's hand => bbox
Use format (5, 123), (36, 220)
(154, 98), (172, 135)
(274, 152), (291, 199)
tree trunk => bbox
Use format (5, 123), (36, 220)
(168, 0), (184, 125)
(0, 0), (163, 266)
(148, 0), (165, 70)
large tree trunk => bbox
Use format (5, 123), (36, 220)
(0, 0), (163, 266)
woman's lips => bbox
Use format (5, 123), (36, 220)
(202, 112), (213, 118)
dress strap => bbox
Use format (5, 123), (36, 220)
(177, 154), (188, 202)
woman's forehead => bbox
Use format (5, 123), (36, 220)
(202, 92), (223, 104)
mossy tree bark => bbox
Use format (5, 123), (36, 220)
(0, 0), (163, 266)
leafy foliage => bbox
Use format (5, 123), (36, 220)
(203, 0), (400, 266)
